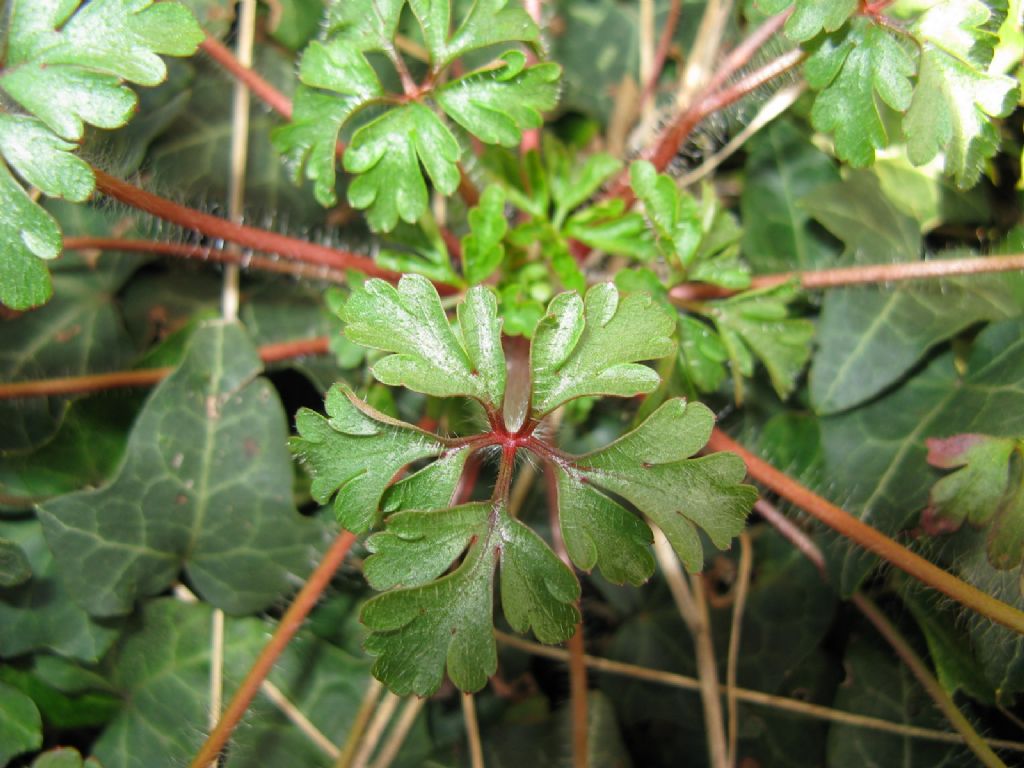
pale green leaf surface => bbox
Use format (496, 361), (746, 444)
(0, 115), (95, 202)
(905, 0), (1019, 187)
(786, 0), (858, 42)
(437, 52), (560, 147)
(530, 282), (676, 416)
(572, 399), (757, 570)
(805, 20), (916, 167)
(630, 161), (702, 267)
(0, 518), (120, 661)
(0, 681), (42, 767)
(462, 185), (509, 284)
(344, 275), (507, 408)
(551, 151), (623, 227)
(822, 317), (1024, 592)
(344, 103), (461, 231)
(291, 381), (445, 532)
(0, 162), (58, 309)
(381, 445), (471, 514)
(39, 322), (318, 617)
(409, 0), (539, 67)
(326, 0), (405, 51)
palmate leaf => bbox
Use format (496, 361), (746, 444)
(805, 19), (917, 168)
(0, 0), (202, 309)
(926, 434), (1024, 570)
(361, 500), (580, 695)
(904, 0), (1020, 187)
(568, 399), (757, 571)
(530, 282), (677, 417)
(38, 322), (319, 618)
(343, 274), (507, 408)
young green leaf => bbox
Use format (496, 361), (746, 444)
(462, 185), (509, 284)
(926, 434), (1024, 570)
(291, 382), (448, 532)
(361, 499), (579, 695)
(904, 0), (1020, 187)
(709, 282), (815, 403)
(437, 52), (560, 147)
(344, 103), (462, 232)
(805, 19), (917, 167)
(530, 282), (677, 417)
(630, 160), (702, 267)
(343, 274), (507, 408)
(758, 0), (858, 42)
(567, 399), (758, 571)
(408, 0), (539, 67)
(325, 0), (405, 51)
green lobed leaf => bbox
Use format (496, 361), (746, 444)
(0, 681), (42, 767)
(362, 498), (580, 695)
(904, 0), (1020, 187)
(462, 185), (509, 284)
(805, 19), (917, 167)
(550, 149), (623, 227)
(39, 322), (319, 617)
(29, 747), (103, 768)
(437, 52), (560, 147)
(291, 382), (447, 532)
(344, 103), (461, 232)
(343, 274), (507, 408)
(530, 282), (676, 417)
(408, 0), (539, 67)
(630, 160), (702, 268)
(325, 0), (405, 51)
(568, 398), (757, 571)
(926, 433), (1024, 570)
(785, 0), (858, 43)
(709, 282), (815, 403)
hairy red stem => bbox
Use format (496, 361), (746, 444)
(0, 336), (330, 399)
(709, 428), (1024, 635)
(63, 236), (349, 284)
(190, 528), (358, 768)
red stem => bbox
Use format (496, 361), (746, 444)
(63, 237), (349, 284)
(200, 36), (292, 119)
(91, 168), (424, 284)
(189, 529), (358, 768)
(708, 428), (1024, 635)
(0, 336), (330, 399)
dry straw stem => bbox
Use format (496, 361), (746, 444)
(462, 694), (485, 768)
(494, 632), (1024, 754)
(725, 532), (753, 768)
(708, 429), (1024, 635)
(367, 696), (426, 768)
(334, 679), (385, 768)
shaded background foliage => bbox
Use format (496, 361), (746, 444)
(1, 0), (1024, 766)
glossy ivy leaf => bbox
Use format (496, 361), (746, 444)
(926, 434), (1024, 570)
(291, 382), (447, 532)
(709, 282), (815, 403)
(0, 0), (202, 309)
(361, 500), (580, 695)
(758, 0), (858, 42)
(0, 518), (120, 661)
(344, 103), (461, 232)
(805, 19), (916, 168)
(437, 52), (560, 147)
(0, 681), (42, 767)
(343, 274), (507, 408)
(904, 0), (1020, 187)
(462, 185), (509, 284)
(39, 322), (318, 617)
(530, 282), (676, 417)
(408, 0), (539, 67)
(0, 536), (31, 587)
(630, 160), (702, 268)
(569, 399), (758, 571)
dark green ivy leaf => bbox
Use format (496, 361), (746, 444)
(0, 681), (42, 767)
(39, 322), (319, 617)
(0, 536), (31, 587)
